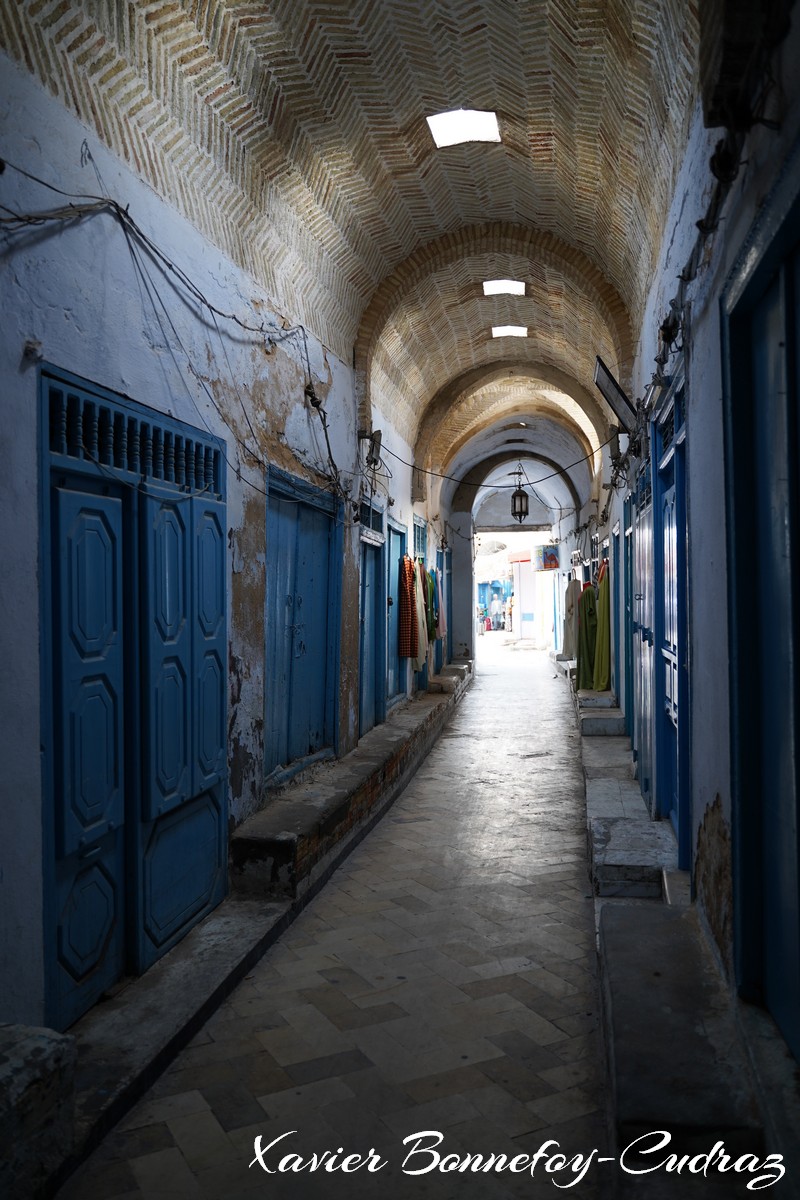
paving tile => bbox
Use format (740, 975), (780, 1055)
(283, 1047), (374, 1085)
(165, 1110), (237, 1173)
(129, 1147), (201, 1197)
(57, 646), (609, 1199)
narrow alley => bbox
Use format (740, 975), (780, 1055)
(4, 3), (800, 1196)
(58, 640), (606, 1200)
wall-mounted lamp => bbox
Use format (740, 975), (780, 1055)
(511, 463), (529, 524)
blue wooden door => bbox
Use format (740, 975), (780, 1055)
(137, 492), (227, 969)
(386, 526), (405, 699)
(266, 491), (333, 773)
(445, 548), (453, 662)
(53, 487), (127, 1029)
(359, 541), (379, 735)
(752, 269), (800, 1058)
(633, 482), (654, 806)
(289, 504), (332, 762)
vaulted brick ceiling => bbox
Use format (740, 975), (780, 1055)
(3, 0), (698, 454)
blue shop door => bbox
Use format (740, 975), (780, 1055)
(266, 494), (333, 773)
(633, 487), (654, 806)
(752, 269), (800, 1059)
(52, 487), (127, 1029)
(289, 504), (332, 762)
(137, 492), (227, 970)
(359, 541), (380, 736)
(386, 527), (405, 700)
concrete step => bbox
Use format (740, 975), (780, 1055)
(577, 688), (617, 708)
(580, 707), (626, 736)
(663, 867), (692, 907)
(553, 656), (576, 680)
(600, 905), (763, 1171)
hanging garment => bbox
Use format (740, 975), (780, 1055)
(593, 562), (611, 691)
(412, 561), (429, 672)
(577, 584), (598, 690)
(398, 554), (417, 659)
(426, 569), (437, 640)
(562, 578), (582, 659)
(436, 570), (447, 638)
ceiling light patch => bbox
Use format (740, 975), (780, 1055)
(482, 279), (525, 295)
(426, 109), (501, 148)
(492, 325), (527, 338)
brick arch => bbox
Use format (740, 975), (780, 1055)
(450, 451), (581, 518)
(412, 363), (607, 501)
(355, 224), (634, 437)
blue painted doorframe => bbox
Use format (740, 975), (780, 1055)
(652, 375), (691, 870)
(386, 521), (406, 702)
(359, 536), (386, 737)
(723, 156), (800, 1062)
(40, 368), (228, 1030)
(632, 467), (654, 809)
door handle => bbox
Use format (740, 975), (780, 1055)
(387, 596), (394, 607)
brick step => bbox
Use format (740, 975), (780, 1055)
(231, 665), (472, 900)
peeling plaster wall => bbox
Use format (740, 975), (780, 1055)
(0, 55), (361, 1022)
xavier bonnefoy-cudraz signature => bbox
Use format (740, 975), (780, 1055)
(249, 1129), (787, 1190)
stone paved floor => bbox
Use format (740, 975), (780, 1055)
(59, 637), (607, 1200)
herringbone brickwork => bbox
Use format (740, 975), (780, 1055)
(1, 1), (697, 446)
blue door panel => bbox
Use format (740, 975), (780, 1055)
(193, 500), (227, 791)
(54, 487), (126, 1028)
(137, 491), (227, 971)
(290, 504), (331, 761)
(265, 496), (297, 774)
(141, 497), (191, 820)
(142, 790), (224, 949)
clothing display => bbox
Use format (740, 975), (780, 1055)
(436, 571), (447, 638)
(576, 583), (598, 690)
(426, 569), (437, 640)
(562, 577), (582, 659)
(412, 559), (429, 671)
(398, 554), (417, 659)
(593, 561), (611, 691)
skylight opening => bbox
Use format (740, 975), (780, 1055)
(426, 109), (501, 148)
(492, 325), (528, 338)
(482, 279), (525, 296)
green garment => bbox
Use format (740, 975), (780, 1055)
(593, 570), (611, 691)
(426, 570), (436, 640)
(577, 586), (597, 691)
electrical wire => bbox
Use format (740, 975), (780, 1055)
(380, 437), (613, 489)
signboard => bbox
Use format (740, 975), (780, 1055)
(533, 545), (560, 571)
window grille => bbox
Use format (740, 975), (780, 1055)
(47, 378), (223, 497)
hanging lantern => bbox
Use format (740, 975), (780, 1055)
(511, 463), (529, 523)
